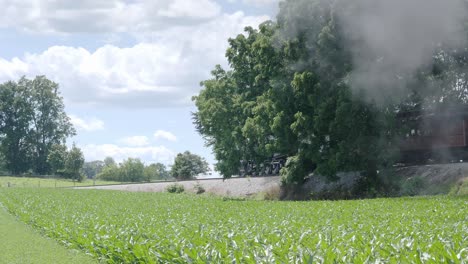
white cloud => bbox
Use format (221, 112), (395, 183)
(81, 144), (176, 164)
(243, 0), (279, 6)
(0, 12), (269, 108)
(118, 136), (150, 147)
(158, 0), (220, 19)
(69, 115), (105, 132)
(0, 0), (221, 33)
(154, 130), (177, 142)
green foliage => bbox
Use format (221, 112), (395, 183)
(170, 151), (209, 180)
(103, 157), (116, 167)
(400, 177), (427, 196)
(97, 158), (168, 183)
(280, 155), (310, 185)
(450, 178), (468, 196)
(28, 76), (76, 174)
(194, 0), (468, 193)
(194, 15), (388, 184)
(0, 189), (466, 263)
(144, 163), (170, 182)
(193, 182), (205, 194)
(47, 144), (68, 176)
(0, 76), (75, 175)
(96, 164), (121, 182)
(166, 183), (185, 193)
(82, 160), (104, 179)
(120, 158), (145, 182)
(0, 153), (7, 174)
(61, 144), (85, 182)
(0, 203), (96, 264)
(0, 79), (34, 174)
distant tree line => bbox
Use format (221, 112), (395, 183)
(0, 77), (210, 182)
(0, 76), (79, 177)
(88, 151), (209, 182)
(193, 0), (468, 195)
(92, 157), (170, 182)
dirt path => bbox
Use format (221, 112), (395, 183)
(78, 176), (281, 197)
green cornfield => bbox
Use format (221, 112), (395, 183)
(0, 188), (466, 263)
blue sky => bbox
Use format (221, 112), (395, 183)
(0, 0), (280, 176)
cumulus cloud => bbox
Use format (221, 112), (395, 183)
(118, 136), (150, 147)
(81, 144), (176, 164)
(0, 0), (221, 33)
(0, 12), (268, 108)
(243, 0), (280, 6)
(69, 115), (105, 132)
(154, 130), (177, 142)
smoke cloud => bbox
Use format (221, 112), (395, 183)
(338, 0), (468, 102)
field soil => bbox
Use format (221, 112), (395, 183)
(79, 163), (468, 197)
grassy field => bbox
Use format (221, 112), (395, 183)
(0, 205), (96, 264)
(0, 176), (121, 188)
(0, 188), (466, 263)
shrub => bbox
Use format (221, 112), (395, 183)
(193, 183), (205, 194)
(262, 185), (281, 200)
(400, 176), (426, 196)
(166, 183), (185, 193)
(449, 178), (468, 196)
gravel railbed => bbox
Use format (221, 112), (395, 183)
(77, 176), (281, 197)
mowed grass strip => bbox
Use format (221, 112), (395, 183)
(0, 176), (120, 188)
(0, 206), (97, 264)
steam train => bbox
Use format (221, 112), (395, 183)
(239, 154), (287, 177)
(397, 106), (468, 164)
(239, 106), (468, 176)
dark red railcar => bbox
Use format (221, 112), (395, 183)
(397, 106), (468, 163)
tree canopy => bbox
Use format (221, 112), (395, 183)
(170, 151), (209, 180)
(96, 158), (170, 183)
(63, 144), (85, 182)
(0, 76), (75, 175)
(193, 0), (468, 191)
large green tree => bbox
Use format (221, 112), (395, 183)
(0, 76), (75, 175)
(193, 22), (286, 177)
(144, 163), (170, 182)
(47, 144), (68, 176)
(195, 0), (468, 196)
(120, 158), (145, 182)
(170, 151), (209, 180)
(63, 144), (85, 182)
(28, 76), (75, 174)
(0, 79), (33, 174)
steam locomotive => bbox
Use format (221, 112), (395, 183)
(238, 106), (468, 177)
(238, 154), (287, 177)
